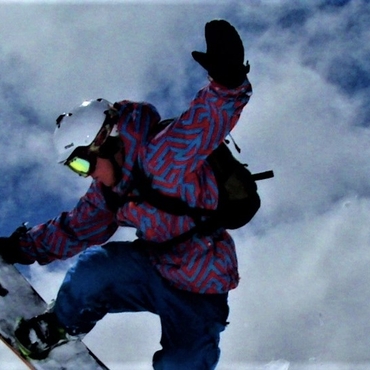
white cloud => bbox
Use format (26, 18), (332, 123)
(1, 1), (370, 368)
(225, 196), (370, 362)
(235, 58), (370, 223)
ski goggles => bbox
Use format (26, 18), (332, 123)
(64, 120), (115, 177)
(65, 151), (97, 177)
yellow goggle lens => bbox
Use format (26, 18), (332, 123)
(67, 157), (91, 177)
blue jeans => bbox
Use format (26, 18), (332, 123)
(53, 242), (229, 370)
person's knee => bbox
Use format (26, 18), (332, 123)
(56, 246), (114, 306)
(67, 244), (121, 283)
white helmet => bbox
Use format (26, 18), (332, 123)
(54, 98), (115, 163)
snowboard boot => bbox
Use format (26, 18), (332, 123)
(14, 311), (69, 360)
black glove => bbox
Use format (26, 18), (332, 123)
(192, 19), (250, 89)
(0, 224), (32, 264)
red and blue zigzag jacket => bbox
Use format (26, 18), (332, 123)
(19, 78), (252, 294)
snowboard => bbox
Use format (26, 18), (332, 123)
(0, 256), (109, 369)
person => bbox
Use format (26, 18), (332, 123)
(0, 19), (252, 369)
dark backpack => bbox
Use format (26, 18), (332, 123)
(127, 119), (274, 247)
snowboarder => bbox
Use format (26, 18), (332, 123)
(0, 20), (252, 369)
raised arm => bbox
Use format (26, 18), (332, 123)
(145, 19), (251, 176)
(146, 78), (252, 176)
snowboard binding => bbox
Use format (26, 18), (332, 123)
(15, 312), (68, 360)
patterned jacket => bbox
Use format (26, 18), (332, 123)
(19, 78), (252, 294)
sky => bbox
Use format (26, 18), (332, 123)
(1, 0), (370, 369)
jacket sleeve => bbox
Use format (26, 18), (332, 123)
(145, 78), (252, 176)
(18, 181), (118, 265)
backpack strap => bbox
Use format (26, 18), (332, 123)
(131, 161), (214, 219)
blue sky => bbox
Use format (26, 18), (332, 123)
(1, 0), (370, 368)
